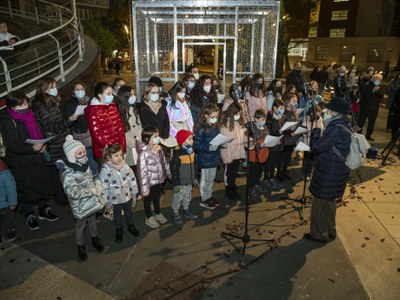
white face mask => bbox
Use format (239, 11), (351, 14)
(323, 112), (333, 126)
(193, 73), (199, 80)
(188, 81), (195, 90)
(234, 114), (241, 121)
(74, 90), (85, 99)
(128, 96), (136, 105)
(203, 85), (211, 93)
(150, 93), (159, 102)
(76, 155), (88, 164)
(152, 137), (160, 145)
(48, 88), (58, 97)
(209, 116), (218, 124)
(177, 92), (186, 99)
(256, 121), (266, 128)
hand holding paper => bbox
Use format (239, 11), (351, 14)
(264, 135), (283, 147)
(74, 105), (87, 116)
(293, 126), (307, 135)
(295, 141), (311, 152)
(279, 122), (298, 134)
(210, 134), (234, 147)
(25, 136), (56, 145)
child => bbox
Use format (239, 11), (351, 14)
(219, 102), (246, 200)
(248, 109), (269, 196)
(193, 104), (221, 209)
(58, 135), (105, 261)
(99, 144), (140, 241)
(0, 133), (17, 245)
(170, 130), (197, 224)
(136, 126), (171, 229)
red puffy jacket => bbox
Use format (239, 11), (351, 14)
(85, 102), (126, 159)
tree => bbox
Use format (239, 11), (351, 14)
(83, 17), (118, 59)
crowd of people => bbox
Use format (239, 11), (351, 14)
(0, 60), (398, 261)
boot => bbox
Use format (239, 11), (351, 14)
(115, 228), (123, 243)
(91, 236), (104, 253)
(77, 244), (87, 261)
(128, 223), (140, 237)
(225, 186), (240, 201)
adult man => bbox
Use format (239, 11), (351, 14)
(304, 97), (352, 243)
(357, 74), (383, 141)
(333, 65), (348, 97)
(386, 73), (400, 131)
(0, 20), (19, 64)
(286, 61), (306, 93)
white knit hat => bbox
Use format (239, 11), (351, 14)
(63, 135), (84, 163)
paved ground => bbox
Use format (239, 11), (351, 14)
(1, 70), (399, 299)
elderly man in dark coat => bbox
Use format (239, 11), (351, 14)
(304, 97), (352, 243)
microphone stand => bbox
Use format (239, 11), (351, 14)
(221, 97), (274, 268)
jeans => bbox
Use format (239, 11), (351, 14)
(0, 170), (17, 208)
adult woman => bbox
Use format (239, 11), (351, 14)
(112, 77), (125, 97)
(166, 81), (194, 137)
(115, 85), (142, 167)
(61, 81), (97, 174)
(245, 73), (266, 118)
(139, 83), (170, 140)
(265, 79), (283, 113)
(1, 91), (57, 230)
(222, 83), (249, 122)
(85, 82), (126, 160)
(189, 74), (217, 123)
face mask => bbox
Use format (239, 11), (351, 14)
(323, 113), (333, 126)
(128, 96), (136, 105)
(256, 121), (266, 128)
(188, 81), (195, 90)
(74, 90), (85, 99)
(257, 83), (263, 89)
(48, 88), (58, 97)
(193, 73), (199, 80)
(339, 73), (345, 77)
(209, 116), (218, 124)
(150, 93), (159, 102)
(203, 85), (211, 93)
(76, 155), (88, 165)
(213, 85), (220, 91)
(104, 94), (114, 104)
(177, 92), (186, 99)
(234, 114), (241, 121)
(183, 145), (193, 154)
(273, 113), (282, 120)
(374, 80), (381, 86)
(152, 137), (160, 145)
(277, 108), (285, 115)
(15, 108), (29, 114)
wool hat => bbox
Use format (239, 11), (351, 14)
(326, 97), (351, 115)
(176, 130), (193, 145)
(339, 65), (347, 73)
(63, 135), (85, 163)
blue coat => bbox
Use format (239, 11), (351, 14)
(194, 125), (220, 169)
(309, 117), (351, 200)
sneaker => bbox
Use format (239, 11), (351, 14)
(270, 179), (281, 190)
(209, 197), (220, 207)
(7, 229), (16, 242)
(263, 179), (275, 191)
(154, 213), (167, 224)
(38, 206), (58, 222)
(172, 212), (183, 225)
(183, 209), (197, 219)
(199, 199), (216, 210)
(25, 214), (40, 230)
(145, 216), (160, 229)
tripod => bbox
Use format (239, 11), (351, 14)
(381, 129), (400, 165)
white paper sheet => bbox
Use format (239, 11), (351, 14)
(160, 136), (178, 148)
(210, 134), (234, 146)
(74, 105), (87, 116)
(295, 141), (311, 152)
(217, 94), (226, 104)
(264, 135), (283, 147)
(279, 121), (298, 134)
(296, 108), (305, 114)
(293, 126), (307, 135)
(25, 136), (56, 145)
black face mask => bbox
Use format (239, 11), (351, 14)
(15, 108), (29, 114)
(257, 83), (263, 89)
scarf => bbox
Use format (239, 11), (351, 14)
(7, 107), (44, 139)
(64, 159), (90, 173)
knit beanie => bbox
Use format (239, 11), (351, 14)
(63, 135), (84, 163)
(176, 130), (193, 145)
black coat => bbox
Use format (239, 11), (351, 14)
(309, 117), (351, 200)
(359, 81), (383, 114)
(286, 70), (306, 92)
(0, 110), (54, 203)
(61, 95), (90, 134)
(139, 101), (170, 139)
(32, 97), (72, 163)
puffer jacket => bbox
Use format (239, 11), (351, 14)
(220, 122), (246, 164)
(282, 109), (299, 147)
(193, 125), (220, 169)
(85, 99), (126, 159)
(99, 161), (138, 205)
(169, 146), (196, 186)
(136, 140), (171, 196)
(125, 106), (142, 166)
(309, 117), (352, 200)
(59, 161), (104, 220)
(266, 114), (284, 151)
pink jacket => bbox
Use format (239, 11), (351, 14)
(222, 98), (251, 122)
(220, 122), (246, 164)
(245, 91), (266, 119)
(136, 140), (171, 196)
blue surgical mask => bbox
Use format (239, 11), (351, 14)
(277, 108), (285, 115)
(128, 96), (136, 105)
(104, 94), (114, 104)
(256, 121), (266, 128)
(49, 88), (58, 97)
(150, 93), (159, 102)
(323, 113), (333, 126)
(153, 137), (160, 145)
(74, 90), (85, 99)
(374, 80), (381, 86)
(183, 145), (193, 154)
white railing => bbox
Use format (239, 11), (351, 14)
(0, 0), (84, 98)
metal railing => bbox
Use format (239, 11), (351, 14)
(0, 0), (84, 98)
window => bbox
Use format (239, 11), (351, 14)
(308, 27), (317, 38)
(315, 45), (328, 61)
(330, 28), (346, 38)
(77, 8), (92, 20)
(331, 10), (348, 21)
(341, 45), (354, 61)
(367, 45), (384, 62)
(333, 0), (349, 2)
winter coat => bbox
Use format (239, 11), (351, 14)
(139, 101), (170, 139)
(286, 69), (306, 92)
(99, 161), (138, 205)
(220, 122), (246, 164)
(334, 75), (348, 97)
(248, 125), (269, 163)
(301, 115), (324, 145)
(266, 115), (284, 151)
(317, 69), (329, 84)
(190, 85), (217, 123)
(0, 110), (54, 203)
(136, 140), (171, 196)
(386, 78), (400, 109)
(193, 125), (220, 169)
(245, 90), (266, 119)
(85, 99), (126, 159)
(125, 106), (142, 166)
(32, 96), (72, 163)
(169, 146), (196, 187)
(282, 109), (299, 147)
(309, 117), (351, 200)
(359, 81), (383, 114)
(166, 96), (194, 137)
(60, 161), (104, 219)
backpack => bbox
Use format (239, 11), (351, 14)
(332, 124), (370, 170)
